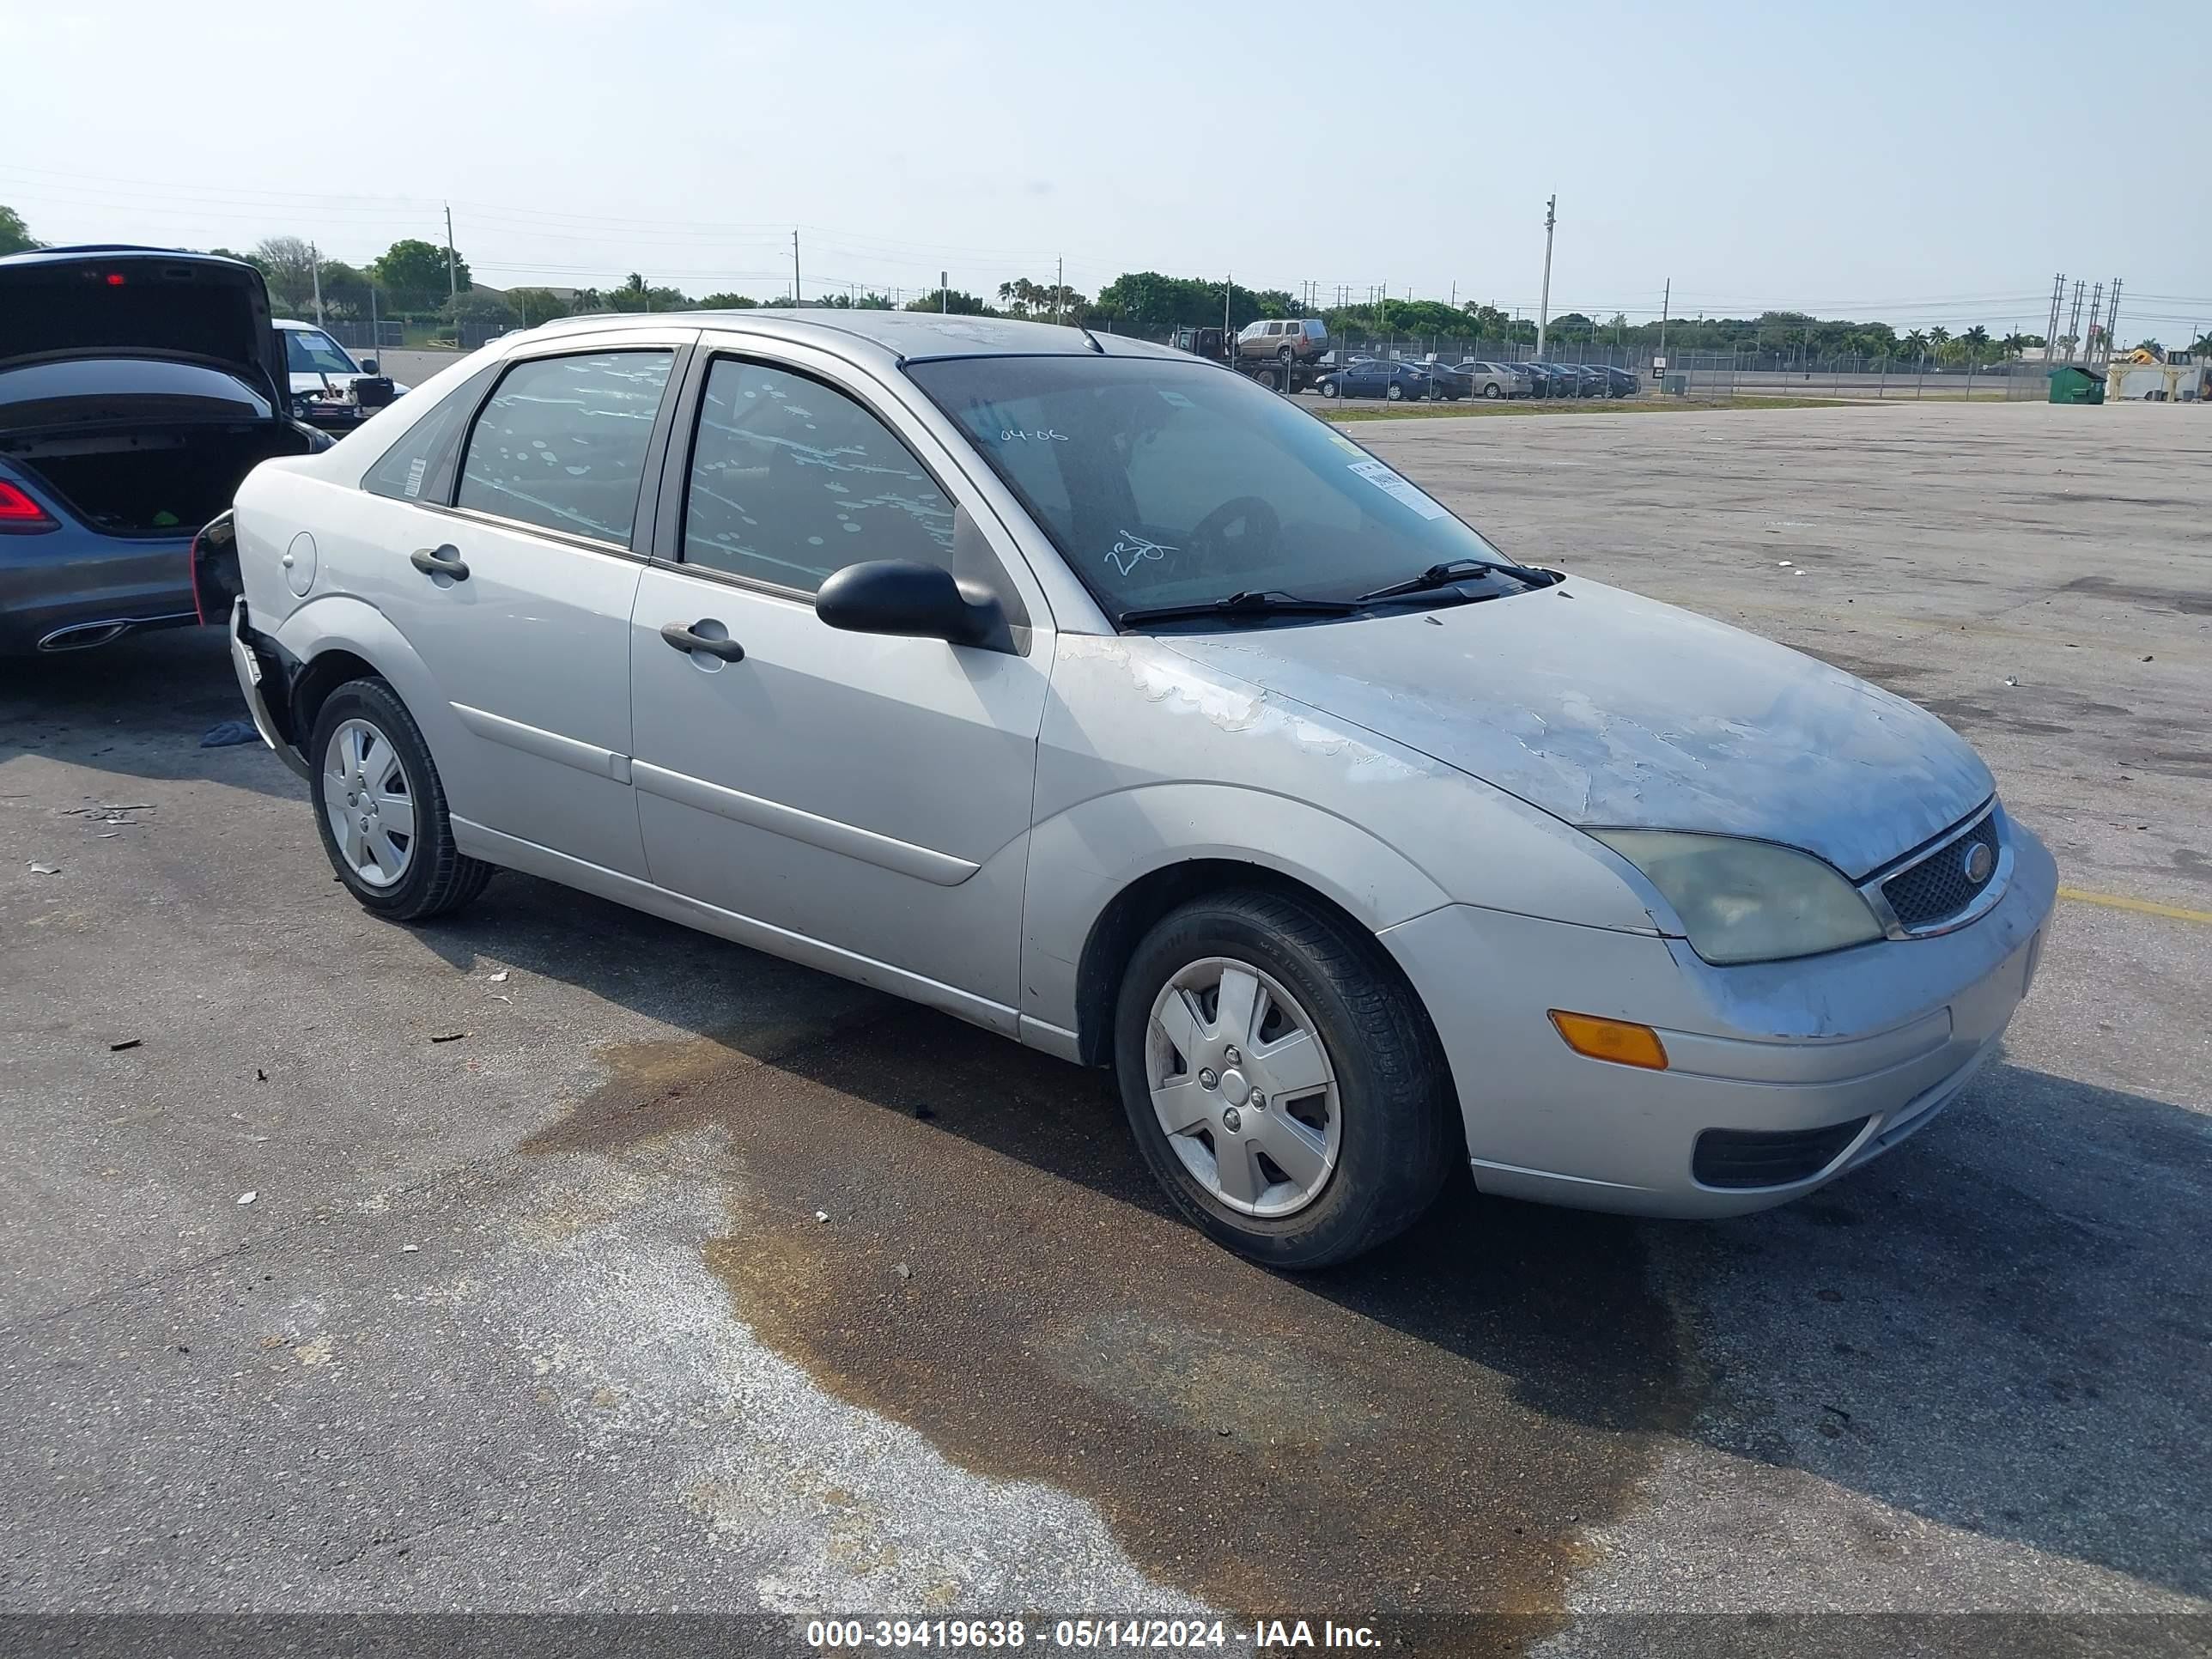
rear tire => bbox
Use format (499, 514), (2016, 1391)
(308, 678), (494, 922)
(1113, 889), (1459, 1269)
(1386, 382), (1405, 402)
(1483, 383), (1504, 399)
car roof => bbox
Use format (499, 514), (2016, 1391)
(513, 307), (1186, 367)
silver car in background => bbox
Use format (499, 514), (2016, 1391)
(1458, 361), (1530, 398)
(213, 312), (2055, 1267)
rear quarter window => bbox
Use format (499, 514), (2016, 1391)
(361, 363), (500, 504)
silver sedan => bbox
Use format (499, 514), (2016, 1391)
(215, 312), (2055, 1267)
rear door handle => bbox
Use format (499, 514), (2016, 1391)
(660, 619), (745, 662)
(410, 544), (469, 580)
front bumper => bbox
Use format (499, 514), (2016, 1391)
(1380, 823), (2058, 1218)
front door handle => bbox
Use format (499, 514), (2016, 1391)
(660, 619), (745, 662)
(410, 544), (470, 581)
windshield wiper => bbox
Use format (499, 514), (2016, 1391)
(1355, 557), (1549, 602)
(1118, 589), (1358, 628)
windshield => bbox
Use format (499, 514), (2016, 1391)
(907, 356), (1528, 624)
(284, 330), (357, 376)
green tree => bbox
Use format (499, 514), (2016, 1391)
(0, 204), (41, 255)
(696, 292), (759, 310)
(372, 238), (469, 310)
(206, 246), (266, 271)
(1960, 325), (1990, 362)
(904, 288), (990, 316)
(1902, 330), (1929, 359)
(2191, 329), (2212, 356)
(506, 287), (568, 325)
(253, 236), (322, 313)
(590, 272), (690, 313)
(441, 289), (518, 327)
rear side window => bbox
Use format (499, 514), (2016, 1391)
(362, 364), (498, 503)
(457, 350), (673, 544)
(681, 357), (955, 593)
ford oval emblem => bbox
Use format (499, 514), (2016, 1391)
(1962, 840), (1996, 885)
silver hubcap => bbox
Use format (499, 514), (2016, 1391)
(1146, 957), (1340, 1218)
(322, 718), (416, 888)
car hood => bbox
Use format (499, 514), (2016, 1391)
(1160, 577), (1994, 879)
(0, 248), (285, 415)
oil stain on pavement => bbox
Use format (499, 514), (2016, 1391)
(524, 1006), (1702, 1644)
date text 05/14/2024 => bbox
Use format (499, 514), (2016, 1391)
(805, 1618), (1382, 1650)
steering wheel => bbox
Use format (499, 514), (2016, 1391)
(1188, 495), (1281, 572)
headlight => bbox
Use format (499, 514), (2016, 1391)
(1592, 831), (1884, 965)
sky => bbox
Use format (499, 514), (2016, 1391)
(3, 0), (2207, 343)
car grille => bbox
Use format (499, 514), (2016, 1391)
(1881, 813), (2002, 931)
(1693, 1118), (1871, 1188)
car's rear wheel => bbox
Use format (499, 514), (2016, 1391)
(1113, 889), (1458, 1269)
(1483, 382), (1504, 399)
(309, 678), (493, 921)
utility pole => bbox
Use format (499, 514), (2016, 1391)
(940, 271), (948, 315)
(1535, 194), (1557, 360)
(309, 240), (324, 325)
(1224, 272), (1231, 340)
(2103, 279), (2123, 365)
(1056, 255), (1064, 325)
(2085, 281), (2104, 364)
(1658, 276), (1670, 363)
(444, 204), (459, 324)
(2065, 279), (2087, 362)
(2045, 273), (2065, 362)
(792, 230), (802, 306)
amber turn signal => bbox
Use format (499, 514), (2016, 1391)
(1547, 1011), (1669, 1071)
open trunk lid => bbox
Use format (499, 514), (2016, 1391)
(0, 246), (286, 423)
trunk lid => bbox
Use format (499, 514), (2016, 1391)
(0, 246), (286, 422)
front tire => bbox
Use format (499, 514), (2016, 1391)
(1320, 380), (1339, 398)
(308, 678), (493, 921)
(1113, 890), (1458, 1269)
(1483, 382), (1504, 399)
(1386, 382), (1405, 401)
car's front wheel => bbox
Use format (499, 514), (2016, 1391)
(309, 678), (493, 921)
(1483, 382), (1504, 399)
(1320, 380), (1339, 398)
(1386, 382), (1405, 401)
(1113, 889), (1459, 1269)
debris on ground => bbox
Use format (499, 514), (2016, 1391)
(26, 861), (60, 876)
(894, 1263), (911, 1280)
(401, 1244), (420, 1255)
(108, 1039), (142, 1053)
(236, 1192), (257, 1206)
(429, 1032), (468, 1044)
(815, 1211), (830, 1224)
(199, 720), (258, 748)
(485, 971), (508, 983)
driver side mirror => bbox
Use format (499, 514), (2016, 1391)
(359, 356), (380, 374)
(815, 560), (1016, 654)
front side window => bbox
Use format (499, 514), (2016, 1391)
(284, 329), (358, 375)
(457, 350), (672, 544)
(908, 356), (1528, 624)
(681, 357), (955, 593)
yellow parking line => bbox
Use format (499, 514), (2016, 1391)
(2057, 885), (2212, 925)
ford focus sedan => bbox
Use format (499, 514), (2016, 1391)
(210, 311), (2055, 1268)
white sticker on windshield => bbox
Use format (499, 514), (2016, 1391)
(1157, 390), (1196, 410)
(1348, 459), (1447, 520)
(404, 456), (428, 500)
(1106, 530), (1173, 576)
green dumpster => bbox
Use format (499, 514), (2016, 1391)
(2047, 365), (2105, 404)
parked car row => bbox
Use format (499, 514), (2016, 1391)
(1317, 356), (1640, 403)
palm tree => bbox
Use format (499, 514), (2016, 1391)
(1903, 329), (1929, 361)
(1927, 325), (1951, 349)
(1960, 325), (1990, 364)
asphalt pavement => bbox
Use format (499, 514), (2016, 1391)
(1, 399), (2204, 1656)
